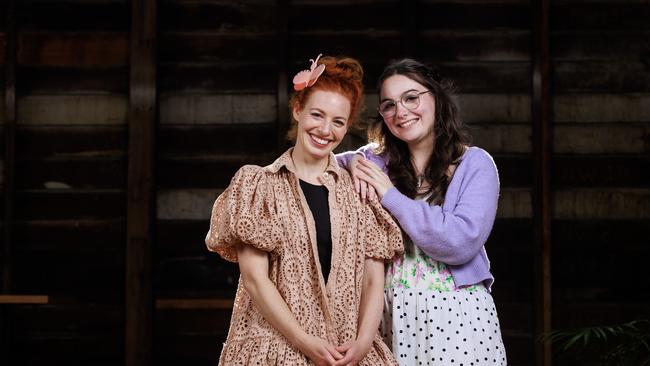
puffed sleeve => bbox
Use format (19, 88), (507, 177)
(362, 198), (404, 261)
(205, 165), (282, 262)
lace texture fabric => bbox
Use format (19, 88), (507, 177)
(206, 149), (404, 365)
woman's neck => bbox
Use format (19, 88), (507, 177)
(291, 145), (329, 185)
(408, 138), (434, 176)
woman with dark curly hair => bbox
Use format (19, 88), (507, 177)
(337, 58), (507, 365)
(207, 54), (403, 366)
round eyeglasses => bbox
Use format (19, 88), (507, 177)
(378, 90), (431, 119)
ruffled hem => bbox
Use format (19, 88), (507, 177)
(218, 335), (398, 365)
(218, 336), (307, 365)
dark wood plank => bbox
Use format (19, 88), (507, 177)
(553, 2), (650, 31)
(158, 124), (276, 156)
(16, 126), (126, 158)
(154, 255), (239, 296)
(494, 154), (650, 188)
(156, 220), (209, 258)
(17, 66), (128, 94)
(14, 219), (124, 251)
(159, 0), (276, 32)
(532, 0), (553, 364)
(17, 1), (129, 31)
(418, 2), (530, 30)
(289, 2), (400, 31)
(3, 0), (16, 296)
(12, 249), (124, 295)
(14, 190), (125, 220)
(552, 155), (650, 188)
(0, 34), (5, 63)
(159, 63), (276, 93)
(440, 62), (531, 93)
(554, 61), (650, 93)
(276, 0), (289, 153)
(416, 31), (530, 62)
(157, 155), (276, 188)
(8, 304), (123, 365)
(159, 33), (278, 63)
(15, 158), (126, 189)
(552, 32), (650, 61)
(18, 32), (128, 66)
(126, 0), (156, 365)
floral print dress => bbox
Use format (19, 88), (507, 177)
(381, 236), (507, 365)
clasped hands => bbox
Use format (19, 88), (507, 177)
(298, 333), (373, 366)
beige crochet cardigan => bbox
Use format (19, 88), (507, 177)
(206, 149), (403, 365)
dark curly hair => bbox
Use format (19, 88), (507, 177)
(369, 58), (471, 204)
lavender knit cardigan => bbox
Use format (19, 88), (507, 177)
(336, 145), (499, 290)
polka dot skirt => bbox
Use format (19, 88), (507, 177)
(381, 287), (507, 365)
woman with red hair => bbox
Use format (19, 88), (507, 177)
(206, 55), (403, 365)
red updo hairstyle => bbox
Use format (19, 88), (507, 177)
(287, 55), (365, 140)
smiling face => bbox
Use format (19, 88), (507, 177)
(379, 74), (436, 146)
(292, 89), (351, 163)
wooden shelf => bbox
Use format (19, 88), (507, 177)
(0, 295), (49, 304)
(155, 298), (233, 309)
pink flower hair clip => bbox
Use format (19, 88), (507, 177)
(292, 53), (326, 91)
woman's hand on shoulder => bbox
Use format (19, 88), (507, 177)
(332, 337), (373, 366)
(349, 155), (378, 202)
(355, 158), (393, 200)
(296, 333), (344, 366)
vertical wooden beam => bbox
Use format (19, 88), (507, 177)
(2, 0), (16, 295)
(276, 0), (289, 153)
(532, 0), (552, 365)
(2, 0), (17, 362)
(400, 0), (416, 57)
(125, 0), (156, 365)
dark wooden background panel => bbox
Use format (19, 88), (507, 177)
(290, 32), (403, 63)
(416, 30), (531, 62)
(553, 61), (650, 93)
(552, 1), (650, 31)
(14, 190), (125, 220)
(17, 0), (129, 31)
(17, 66), (129, 95)
(5, 2), (131, 364)
(159, 63), (277, 94)
(159, 124), (277, 156)
(12, 248), (124, 295)
(158, 156), (276, 189)
(159, 0), (277, 32)
(440, 62), (532, 93)
(16, 126), (127, 158)
(552, 31), (650, 61)
(18, 32), (129, 67)
(289, 1), (401, 31)
(159, 32), (278, 64)
(156, 220), (239, 297)
(0, 34), (5, 62)
(15, 158), (125, 189)
(8, 304), (123, 365)
(417, 1), (531, 30)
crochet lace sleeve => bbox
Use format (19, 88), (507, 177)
(362, 199), (404, 261)
(205, 165), (282, 262)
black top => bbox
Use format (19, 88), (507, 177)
(299, 179), (332, 282)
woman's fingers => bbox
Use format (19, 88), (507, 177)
(368, 185), (378, 201)
(359, 179), (367, 202)
(327, 345), (344, 360)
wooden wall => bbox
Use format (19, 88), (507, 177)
(1, 1), (648, 366)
